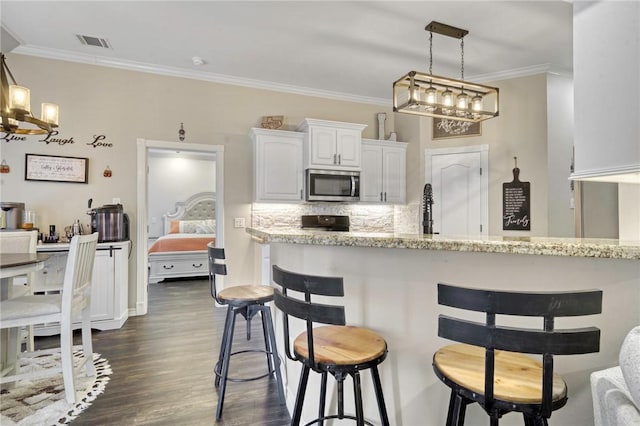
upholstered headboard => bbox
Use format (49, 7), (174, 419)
(163, 192), (216, 234)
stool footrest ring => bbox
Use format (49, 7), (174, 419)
(303, 414), (375, 426)
(214, 348), (278, 383)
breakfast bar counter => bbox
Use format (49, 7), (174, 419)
(248, 227), (639, 426)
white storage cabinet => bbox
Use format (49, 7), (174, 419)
(251, 128), (304, 202)
(361, 139), (407, 204)
(298, 118), (367, 170)
(35, 241), (130, 335)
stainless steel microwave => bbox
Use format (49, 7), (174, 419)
(306, 169), (360, 202)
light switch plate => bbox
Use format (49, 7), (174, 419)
(234, 217), (245, 228)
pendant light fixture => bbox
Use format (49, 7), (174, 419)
(393, 21), (499, 123)
(1, 53), (59, 135)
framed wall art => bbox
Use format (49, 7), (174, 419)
(25, 153), (89, 183)
(433, 118), (481, 140)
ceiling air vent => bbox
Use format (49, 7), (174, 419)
(76, 34), (111, 49)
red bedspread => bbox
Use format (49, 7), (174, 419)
(148, 233), (215, 253)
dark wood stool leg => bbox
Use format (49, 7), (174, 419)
(370, 365), (390, 426)
(337, 375), (345, 419)
(352, 371), (365, 426)
(216, 308), (237, 420)
(446, 391), (468, 426)
(318, 372), (328, 426)
(260, 307), (273, 372)
(292, 365), (310, 426)
(215, 305), (234, 388)
(263, 305), (285, 405)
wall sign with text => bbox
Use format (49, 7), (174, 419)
(25, 153), (89, 184)
(502, 159), (530, 231)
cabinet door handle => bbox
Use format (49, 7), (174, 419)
(384, 192), (387, 202)
(192, 263), (203, 268)
(300, 189), (303, 200)
(333, 153), (337, 164)
(338, 154), (341, 164)
(380, 192), (383, 202)
(163, 265), (174, 270)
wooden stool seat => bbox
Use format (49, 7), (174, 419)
(218, 284), (274, 305)
(434, 343), (567, 404)
(294, 325), (387, 366)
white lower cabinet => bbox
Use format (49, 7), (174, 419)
(361, 139), (407, 203)
(251, 128), (304, 202)
(34, 241), (130, 335)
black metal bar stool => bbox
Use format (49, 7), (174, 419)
(208, 245), (285, 420)
(432, 283), (602, 426)
(272, 265), (390, 426)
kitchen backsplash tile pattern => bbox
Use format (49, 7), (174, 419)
(252, 203), (420, 234)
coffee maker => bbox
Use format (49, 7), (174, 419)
(87, 200), (130, 242)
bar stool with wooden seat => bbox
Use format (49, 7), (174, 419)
(432, 283), (603, 426)
(207, 245), (285, 420)
(272, 265), (390, 426)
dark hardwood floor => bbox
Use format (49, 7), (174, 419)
(36, 278), (291, 426)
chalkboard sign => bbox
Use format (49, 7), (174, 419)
(502, 162), (530, 231)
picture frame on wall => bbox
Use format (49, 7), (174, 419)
(25, 153), (89, 184)
(433, 118), (481, 140)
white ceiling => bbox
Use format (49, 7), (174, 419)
(1, 1), (573, 105)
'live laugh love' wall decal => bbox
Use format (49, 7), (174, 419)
(1, 131), (112, 148)
(503, 157), (531, 231)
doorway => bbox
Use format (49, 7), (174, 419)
(136, 139), (225, 315)
(425, 145), (488, 236)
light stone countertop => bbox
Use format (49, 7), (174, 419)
(246, 227), (640, 260)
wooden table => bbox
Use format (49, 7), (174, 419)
(1, 253), (48, 378)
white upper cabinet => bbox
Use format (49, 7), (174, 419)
(361, 139), (407, 204)
(251, 128), (304, 202)
(298, 118), (367, 170)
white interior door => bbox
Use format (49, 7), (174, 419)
(425, 145), (488, 236)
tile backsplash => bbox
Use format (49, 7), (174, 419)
(252, 203), (420, 234)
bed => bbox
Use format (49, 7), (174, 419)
(148, 192), (216, 283)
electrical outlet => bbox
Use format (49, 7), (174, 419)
(112, 197), (121, 204)
(234, 217), (245, 228)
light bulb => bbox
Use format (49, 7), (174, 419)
(409, 85), (422, 109)
(441, 88), (454, 115)
(456, 92), (469, 117)
(472, 95), (483, 112)
(9, 85), (30, 113)
(41, 103), (59, 125)
(425, 86), (437, 112)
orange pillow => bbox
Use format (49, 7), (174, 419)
(169, 220), (180, 234)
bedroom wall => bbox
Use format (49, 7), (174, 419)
(147, 154), (216, 238)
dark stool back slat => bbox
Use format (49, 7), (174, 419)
(433, 283), (602, 425)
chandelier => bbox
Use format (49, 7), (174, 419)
(393, 21), (499, 123)
(1, 53), (59, 135)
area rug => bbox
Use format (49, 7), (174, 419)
(0, 350), (112, 425)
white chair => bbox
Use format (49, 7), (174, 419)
(0, 232), (99, 404)
(0, 230), (38, 296)
(591, 326), (640, 426)
(0, 230), (38, 350)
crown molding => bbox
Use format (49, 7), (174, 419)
(12, 45), (571, 107)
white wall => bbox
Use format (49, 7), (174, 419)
(573, 1), (640, 179)
(147, 154), (216, 237)
(547, 73), (576, 237)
